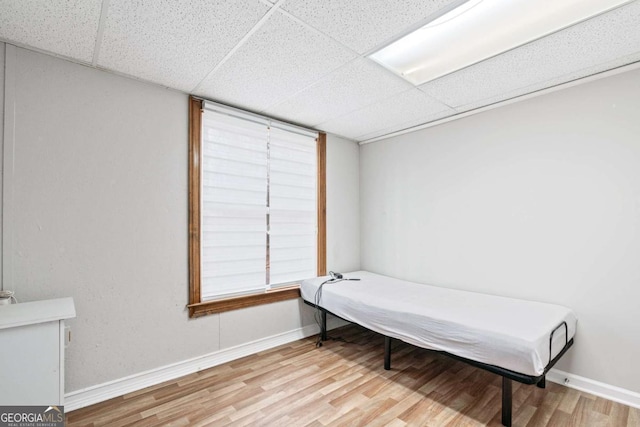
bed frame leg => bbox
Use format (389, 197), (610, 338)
(502, 377), (512, 427)
(384, 336), (392, 370)
(321, 310), (327, 341)
(537, 376), (546, 389)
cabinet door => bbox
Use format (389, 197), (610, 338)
(0, 321), (60, 405)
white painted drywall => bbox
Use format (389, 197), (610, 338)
(360, 67), (640, 393)
(3, 47), (219, 391)
(1, 47), (360, 392)
(327, 134), (360, 273)
(0, 42), (4, 286)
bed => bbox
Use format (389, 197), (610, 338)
(301, 271), (577, 427)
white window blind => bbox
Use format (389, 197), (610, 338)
(269, 127), (318, 287)
(200, 103), (317, 301)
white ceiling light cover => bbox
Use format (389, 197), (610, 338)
(369, 0), (633, 86)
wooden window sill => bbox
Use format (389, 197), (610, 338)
(188, 286), (301, 318)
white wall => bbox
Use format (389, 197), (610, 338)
(327, 134), (360, 273)
(0, 42), (4, 282)
(1, 46), (360, 392)
(360, 67), (640, 393)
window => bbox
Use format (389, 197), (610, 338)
(188, 97), (326, 317)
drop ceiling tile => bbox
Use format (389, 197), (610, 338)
(419, 1), (640, 111)
(319, 89), (454, 140)
(98, 0), (270, 92)
(196, 11), (357, 113)
(0, 0), (102, 63)
(455, 53), (640, 114)
(264, 58), (412, 127)
(282, 0), (458, 54)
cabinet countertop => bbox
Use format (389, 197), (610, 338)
(0, 297), (76, 330)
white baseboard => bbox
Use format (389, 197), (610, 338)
(65, 317), (347, 412)
(547, 368), (640, 409)
(66, 321), (640, 413)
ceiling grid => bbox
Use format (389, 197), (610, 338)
(0, 0), (637, 142)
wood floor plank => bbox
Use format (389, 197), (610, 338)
(512, 405), (537, 427)
(447, 385), (500, 426)
(546, 408), (572, 427)
(139, 389), (209, 418)
(627, 407), (640, 426)
(427, 390), (475, 426)
(319, 398), (366, 425)
(398, 394), (443, 425)
(525, 390), (562, 427)
(187, 406), (236, 427)
(262, 393), (330, 426)
(569, 396), (610, 427)
(365, 391), (425, 425)
(593, 396), (614, 415)
(606, 401), (629, 427)
(329, 373), (385, 408)
(66, 325), (638, 427)
(557, 386), (581, 415)
(229, 391), (287, 422)
(355, 397), (400, 426)
(328, 407), (366, 427)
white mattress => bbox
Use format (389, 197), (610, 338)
(301, 271), (577, 377)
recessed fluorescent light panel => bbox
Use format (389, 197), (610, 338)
(369, 0), (633, 86)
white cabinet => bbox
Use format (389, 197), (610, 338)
(0, 298), (76, 405)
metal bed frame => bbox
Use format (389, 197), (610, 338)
(305, 302), (574, 427)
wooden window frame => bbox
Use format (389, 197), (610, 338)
(187, 97), (326, 318)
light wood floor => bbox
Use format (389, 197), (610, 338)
(67, 325), (639, 427)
